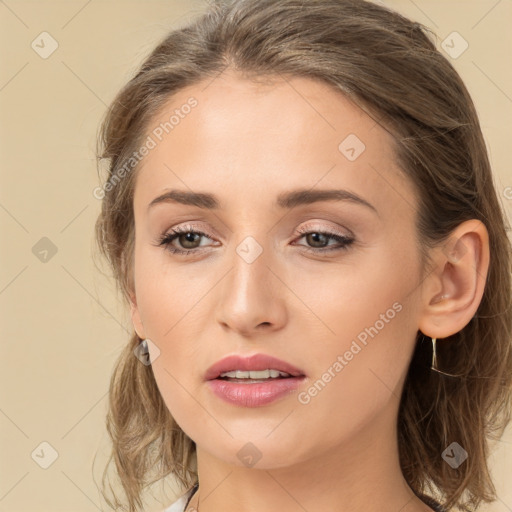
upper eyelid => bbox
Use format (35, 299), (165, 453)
(296, 221), (353, 237)
(169, 222), (351, 236)
(167, 223), (353, 244)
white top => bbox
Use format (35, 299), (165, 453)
(163, 485), (197, 512)
(162, 487), (445, 512)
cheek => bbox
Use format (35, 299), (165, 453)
(132, 252), (205, 413)
(133, 245), (208, 337)
(148, 326), (207, 436)
(151, 361), (195, 422)
(292, 305), (418, 452)
(294, 242), (419, 343)
(293, 245), (420, 409)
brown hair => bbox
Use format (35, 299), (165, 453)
(93, 0), (512, 511)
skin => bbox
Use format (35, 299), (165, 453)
(129, 69), (489, 512)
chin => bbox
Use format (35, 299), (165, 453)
(194, 429), (313, 470)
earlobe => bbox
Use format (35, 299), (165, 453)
(129, 292), (146, 340)
(418, 220), (490, 338)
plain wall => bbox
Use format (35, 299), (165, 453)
(0, 1), (511, 511)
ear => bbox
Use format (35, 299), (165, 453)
(129, 291), (146, 340)
(418, 219), (490, 338)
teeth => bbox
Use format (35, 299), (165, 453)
(219, 369), (291, 379)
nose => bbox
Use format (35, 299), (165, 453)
(215, 240), (288, 337)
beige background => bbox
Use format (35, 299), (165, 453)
(0, 1), (511, 511)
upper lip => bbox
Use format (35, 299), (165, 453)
(205, 353), (305, 380)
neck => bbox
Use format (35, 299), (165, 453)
(186, 402), (432, 512)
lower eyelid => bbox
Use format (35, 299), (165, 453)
(165, 235), (353, 256)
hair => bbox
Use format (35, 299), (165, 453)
(93, 0), (512, 511)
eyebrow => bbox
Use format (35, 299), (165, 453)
(147, 188), (378, 214)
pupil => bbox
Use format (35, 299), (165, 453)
(308, 232), (326, 247)
(182, 232), (199, 248)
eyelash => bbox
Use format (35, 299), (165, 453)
(155, 224), (355, 256)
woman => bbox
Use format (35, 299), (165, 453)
(93, 1), (512, 511)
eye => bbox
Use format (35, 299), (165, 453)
(154, 224), (355, 257)
(293, 225), (355, 253)
(155, 225), (217, 255)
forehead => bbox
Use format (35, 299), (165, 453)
(133, 70), (413, 220)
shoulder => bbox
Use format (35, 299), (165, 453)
(158, 495), (186, 512)
(160, 484), (198, 512)
(418, 493), (448, 512)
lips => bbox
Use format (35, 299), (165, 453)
(204, 353), (305, 381)
(205, 353), (307, 408)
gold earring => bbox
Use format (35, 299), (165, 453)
(430, 337), (463, 378)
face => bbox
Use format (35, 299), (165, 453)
(130, 70), (425, 468)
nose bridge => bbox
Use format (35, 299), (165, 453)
(228, 233), (274, 308)
(215, 232), (287, 334)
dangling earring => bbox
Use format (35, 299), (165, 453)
(134, 338), (152, 366)
(430, 337), (463, 378)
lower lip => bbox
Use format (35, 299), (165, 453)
(207, 377), (305, 407)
